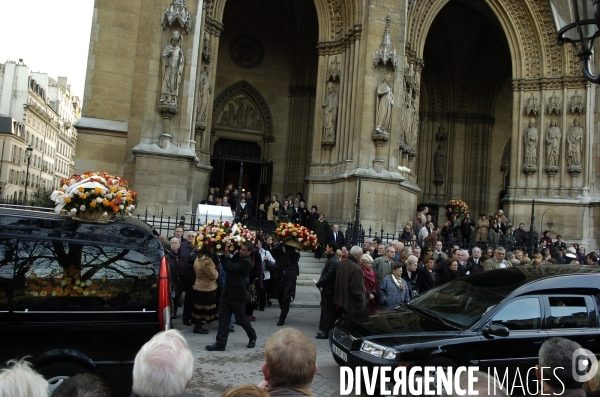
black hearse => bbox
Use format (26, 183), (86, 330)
(331, 265), (600, 385)
(0, 206), (170, 395)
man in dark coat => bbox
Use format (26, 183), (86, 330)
(312, 213), (330, 259)
(180, 232), (198, 326)
(167, 237), (187, 319)
(271, 242), (300, 326)
(333, 245), (366, 315)
(327, 224), (345, 249)
(316, 241), (339, 339)
(206, 241), (257, 351)
(459, 213), (475, 246)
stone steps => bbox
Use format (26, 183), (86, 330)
(297, 251), (325, 285)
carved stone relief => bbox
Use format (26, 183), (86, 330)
(321, 82), (339, 150)
(216, 95), (263, 131)
(524, 93), (539, 116)
(544, 118), (560, 177)
(433, 143), (446, 186)
(159, 31), (185, 117)
(373, 16), (398, 70)
(161, 0), (193, 33)
(374, 73), (394, 139)
(326, 57), (341, 82)
(327, 0), (343, 41)
(202, 35), (213, 65)
(546, 91), (561, 114)
(522, 117), (538, 175)
(566, 117), (583, 176)
(195, 65), (212, 132)
(400, 63), (419, 157)
(569, 90), (585, 114)
(229, 36), (264, 69)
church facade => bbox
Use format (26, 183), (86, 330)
(75, 0), (599, 248)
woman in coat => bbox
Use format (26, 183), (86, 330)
(417, 255), (440, 294)
(359, 254), (379, 314)
(312, 213), (330, 260)
(379, 262), (411, 310)
(191, 247), (219, 334)
(488, 222), (502, 249)
(167, 237), (187, 319)
(441, 259), (462, 285)
(476, 213), (489, 246)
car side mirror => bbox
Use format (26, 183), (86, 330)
(483, 323), (510, 338)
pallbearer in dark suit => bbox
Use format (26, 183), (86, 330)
(205, 241), (257, 351)
(327, 224), (345, 248)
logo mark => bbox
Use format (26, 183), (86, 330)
(572, 348), (598, 383)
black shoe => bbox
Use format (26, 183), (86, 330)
(229, 325), (235, 332)
(183, 319), (191, 326)
(205, 343), (225, 351)
(193, 326), (209, 334)
(247, 339), (256, 348)
(277, 320), (285, 326)
(316, 333), (328, 339)
(259, 307), (265, 311)
(267, 300), (272, 307)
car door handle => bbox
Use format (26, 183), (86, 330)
(588, 338), (596, 343)
(534, 339), (544, 344)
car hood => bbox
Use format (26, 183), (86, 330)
(337, 305), (461, 346)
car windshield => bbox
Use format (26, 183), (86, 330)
(408, 281), (505, 329)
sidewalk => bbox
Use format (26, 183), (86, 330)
(179, 285), (339, 397)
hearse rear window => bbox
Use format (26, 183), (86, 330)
(0, 238), (160, 311)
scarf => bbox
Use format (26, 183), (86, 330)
(360, 264), (378, 293)
(392, 274), (404, 290)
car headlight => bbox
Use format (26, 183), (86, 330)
(360, 341), (399, 360)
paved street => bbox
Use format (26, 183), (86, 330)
(176, 285), (342, 397)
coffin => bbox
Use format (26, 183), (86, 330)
(196, 204), (234, 225)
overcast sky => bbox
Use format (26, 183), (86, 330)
(0, 0), (94, 101)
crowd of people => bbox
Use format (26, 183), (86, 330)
(0, 327), (318, 397)
(3, 330), (600, 397)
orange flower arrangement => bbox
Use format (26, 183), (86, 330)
(274, 223), (318, 251)
(50, 171), (139, 218)
(446, 199), (469, 214)
(193, 220), (256, 255)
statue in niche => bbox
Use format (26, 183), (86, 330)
(196, 65), (212, 122)
(322, 81), (339, 140)
(235, 99), (245, 128)
(523, 118), (538, 166)
(375, 73), (394, 134)
(409, 107), (419, 149)
(545, 119), (560, 167)
(567, 117), (583, 167)
(160, 31), (185, 104)
(433, 143), (446, 180)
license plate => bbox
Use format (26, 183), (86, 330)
(332, 344), (347, 362)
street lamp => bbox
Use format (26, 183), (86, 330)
(24, 144), (33, 204)
(547, 0), (600, 83)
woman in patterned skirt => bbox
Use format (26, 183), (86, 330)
(192, 247), (219, 334)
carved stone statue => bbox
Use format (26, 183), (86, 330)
(410, 108), (419, 149)
(433, 143), (446, 181)
(196, 65), (212, 122)
(567, 117), (583, 168)
(375, 73), (394, 134)
(322, 82), (339, 140)
(545, 119), (560, 167)
(523, 118), (538, 166)
(160, 31), (185, 104)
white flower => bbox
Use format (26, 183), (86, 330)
(70, 179), (76, 185)
(80, 205), (86, 211)
(70, 208), (77, 214)
(130, 205), (135, 210)
(102, 212), (108, 217)
(119, 205), (124, 210)
(96, 197), (103, 203)
(62, 184), (69, 190)
(104, 193), (113, 199)
(101, 189), (107, 195)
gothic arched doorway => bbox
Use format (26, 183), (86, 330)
(416, 0), (512, 217)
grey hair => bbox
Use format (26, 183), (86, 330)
(360, 254), (373, 264)
(472, 246), (482, 253)
(406, 255), (418, 266)
(132, 329), (194, 397)
(495, 246), (506, 252)
(403, 246), (413, 254)
(170, 237), (181, 244)
(460, 250), (469, 257)
(350, 245), (363, 256)
(0, 359), (48, 397)
(539, 337), (583, 390)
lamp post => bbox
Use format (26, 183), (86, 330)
(547, 0), (600, 83)
(24, 145), (33, 204)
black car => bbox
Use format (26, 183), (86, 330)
(0, 207), (171, 396)
(331, 265), (600, 390)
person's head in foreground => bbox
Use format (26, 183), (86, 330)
(51, 373), (111, 397)
(537, 337), (586, 394)
(222, 385), (269, 397)
(132, 329), (194, 397)
(0, 359), (48, 397)
(261, 328), (317, 390)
